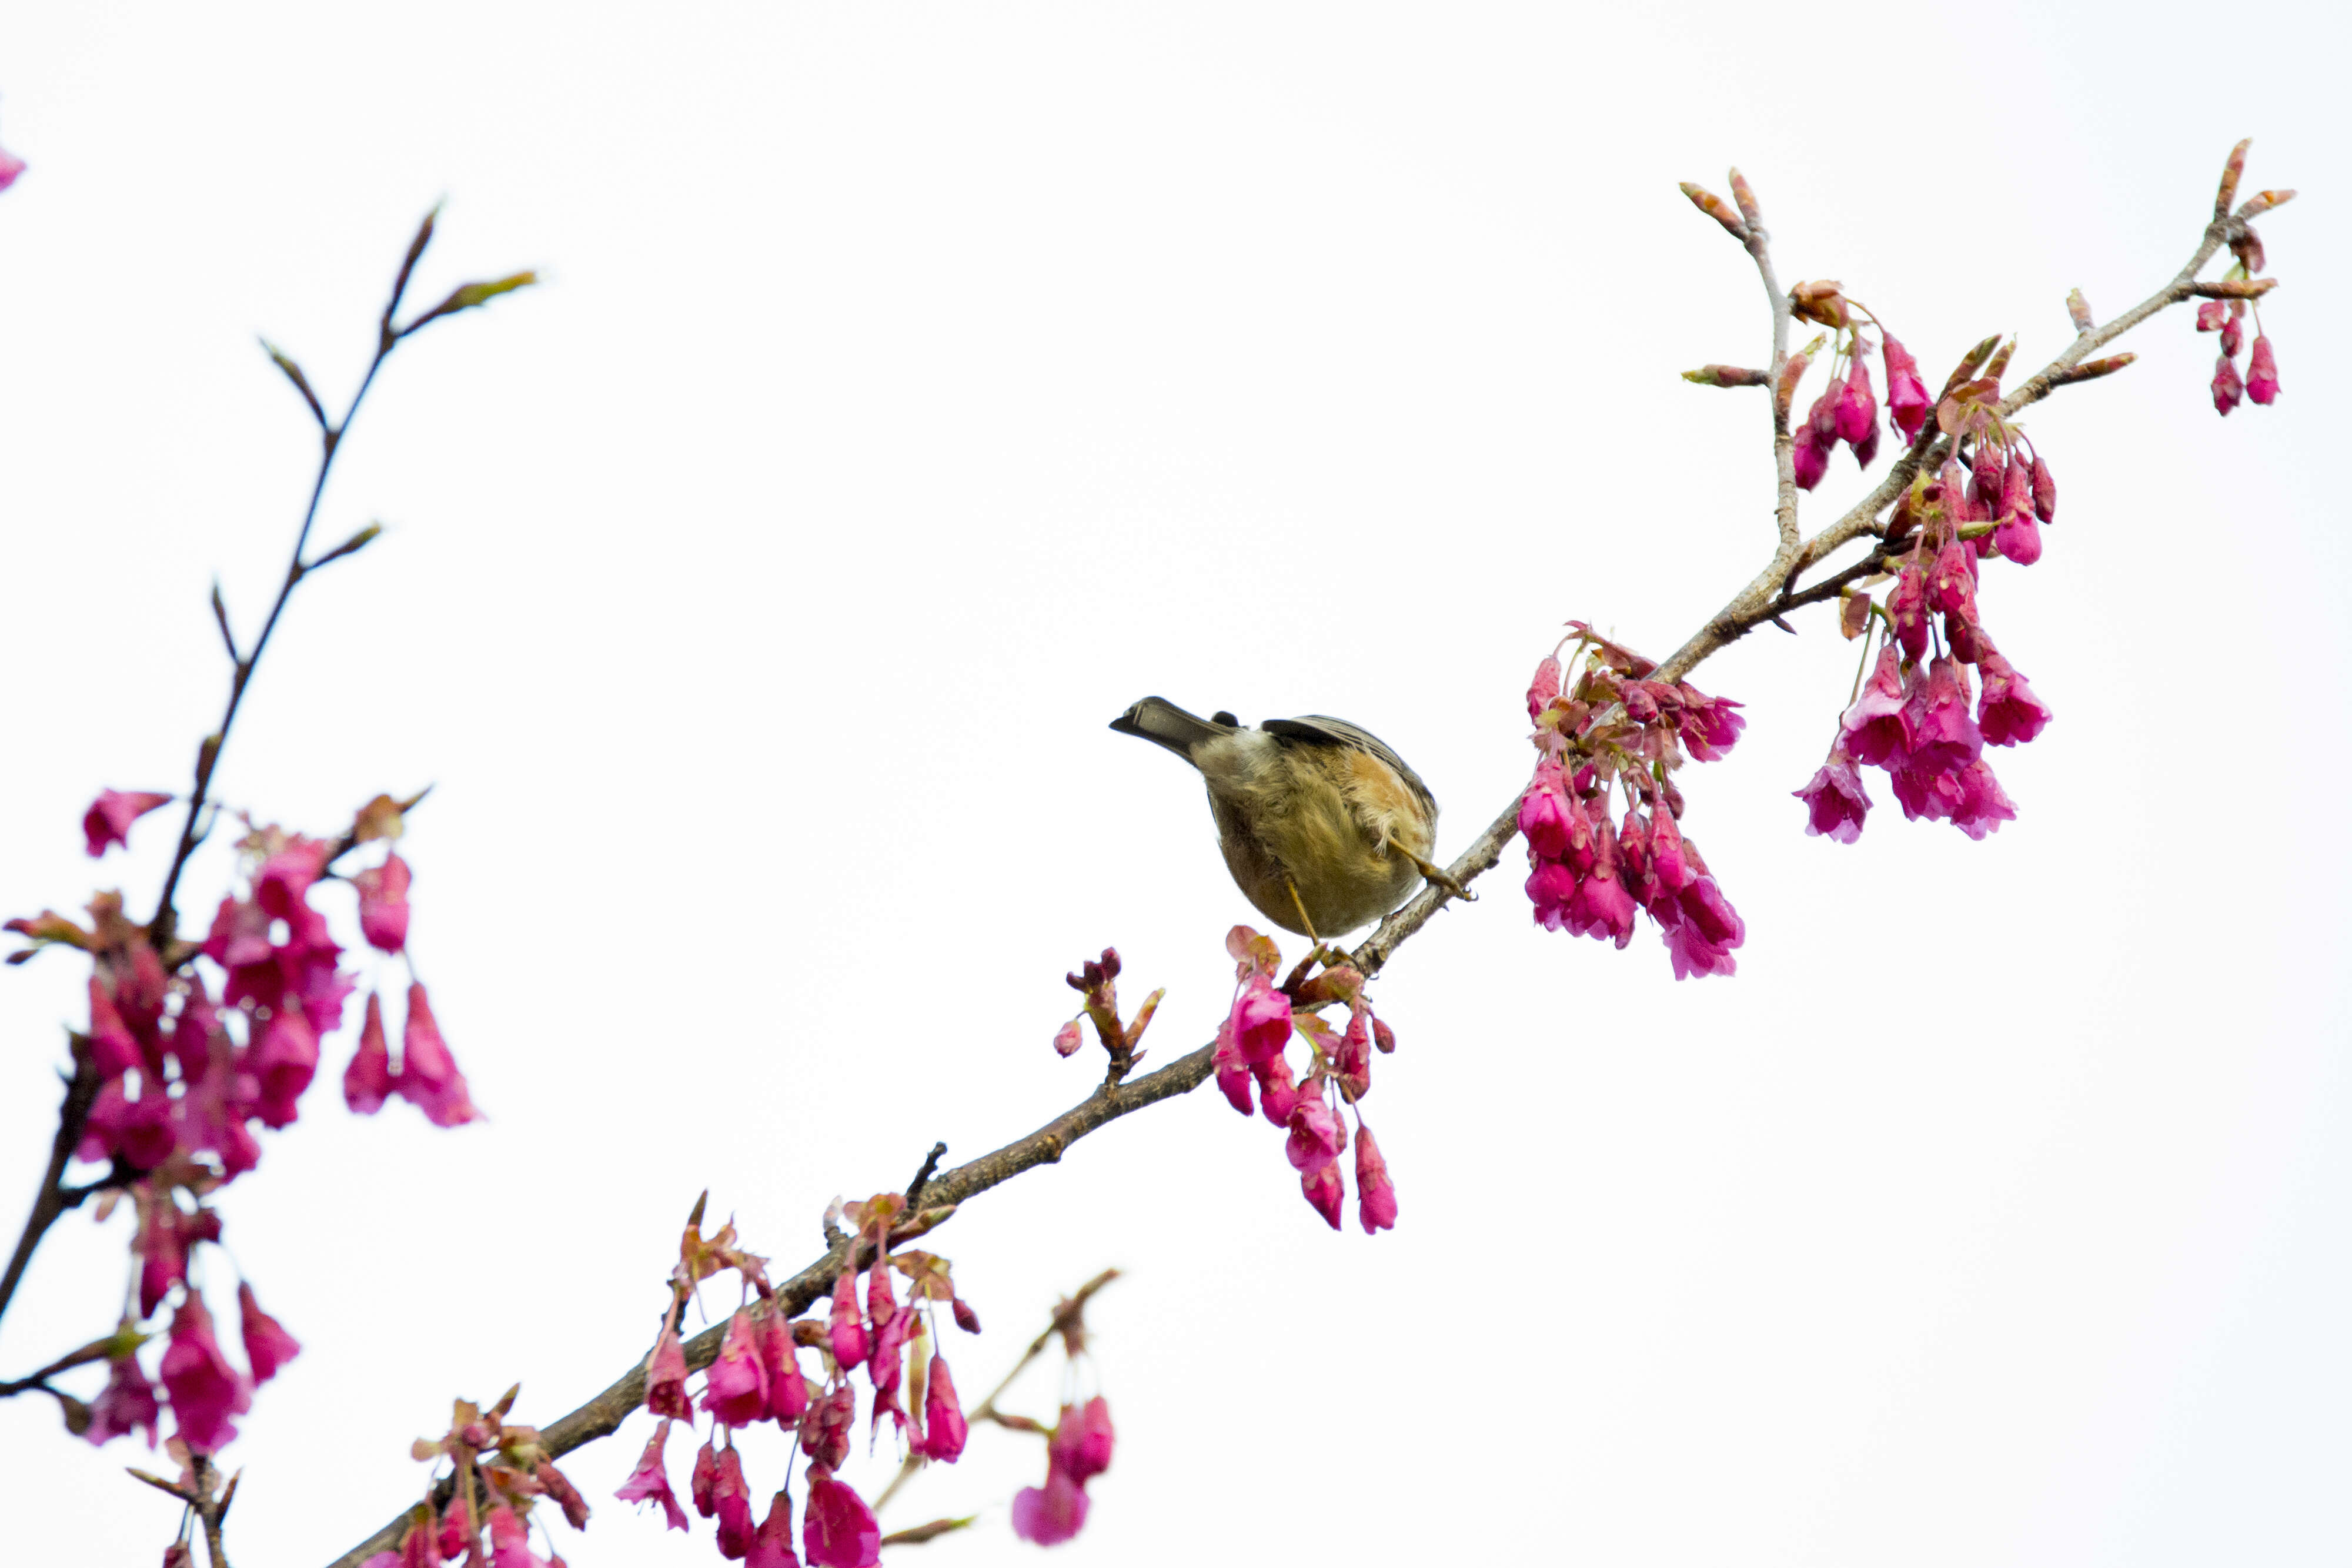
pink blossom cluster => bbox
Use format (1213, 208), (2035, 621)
(5, 790), (473, 1457)
(1208, 926), (1399, 1232)
(1795, 376), (2057, 842)
(2200, 146), (2290, 416)
(359, 1389), (593, 1568)
(1519, 625), (1747, 978)
(1780, 280), (1934, 490)
(608, 1193), (979, 1567)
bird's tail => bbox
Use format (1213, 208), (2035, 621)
(1109, 696), (1232, 760)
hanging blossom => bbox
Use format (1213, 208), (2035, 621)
(1196, 928), (1400, 1232)
(1519, 624), (1747, 979)
(359, 1387), (592, 1568)
(2196, 141), (2292, 416)
(1793, 341), (2060, 845)
(4, 790), (472, 1460)
(604, 1189), (985, 1567)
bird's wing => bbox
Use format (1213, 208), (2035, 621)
(1261, 715), (1436, 814)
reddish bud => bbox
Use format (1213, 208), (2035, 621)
(713, 1445), (757, 1560)
(749, 1491), (799, 1568)
(1011, 1469), (1091, 1547)
(237, 1282), (301, 1385)
(345, 991), (395, 1115)
(1051, 1019), (1082, 1058)
(1882, 336), (1931, 440)
(644, 1315), (691, 1419)
(1889, 567), (1929, 662)
(395, 984), (477, 1128)
(1300, 1161), (1344, 1229)
(159, 1291), (252, 1454)
(2195, 299), (2227, 332)
(2246, 335), (2280, 404)
(2212, 352), (2244, 415)
(1354, 1121), (1398, 1233)
(352, 855), (412, 952)
(1526, 655), (1562, 722)
(1836, 354), (1876, 444)
(756, 1310), (808, 1423)
(1792, 420), (1829, 490)
(916, 1353), (967, 1461)
(799, 1381), (854, 1472)
(828, 1271), (868, 1370)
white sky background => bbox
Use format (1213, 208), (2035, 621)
(1, 3), (2346, 1564)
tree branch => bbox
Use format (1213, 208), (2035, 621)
(0, 1055), (101, 1330)
(323, 168), (2272, 1568)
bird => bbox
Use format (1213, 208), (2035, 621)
(1109, 696), (1466, 942)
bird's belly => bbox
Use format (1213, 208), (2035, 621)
(1210, 787), (1422, 937)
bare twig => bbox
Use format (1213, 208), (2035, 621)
(903, 1142), (949, 1210)
(0, 1054), (101, 1330)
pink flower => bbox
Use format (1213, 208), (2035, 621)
(403, 1514), (446, 1568)
(1663, 875), (1745, 980)
(353, 855), (412, 952)
(1211, 1020), (1254, 1116)
(1053, 1396), (1116, 1482)
(2031, 456), (2057, 523)
(614, 1418), (690, 1531)
(249, 1009), (319, 1129)
(702, 1310), (770, 1428)
(83, 790), (173, 858)
(1300, 1161), (1344, 1229)
(85, 1350), (161, 1447)
(756, 1309), (808, 1423)
(1793, 750), (1872, 843)
(712, 1444), (756, 1560)
(916, 1352), (967, 1461)
(1525, 858), (1578, 931)
(1836, 353), (1877, 444)
(799, 1380), (854, 1472)
(749, 1492), (799, 1568)
(1252, 1049), (1302, 1125)
(1284, 1095), (1347, 1174)
(1227, 979), (1292, 1066)
(1888, 567), (1929, 661)
(1948, 758), (2017, 840)
(1926, 541), (1977, 622)
(1677, 687), (1746, 761)
(2211, 351), (2244, 415)
(2195, 299), (2227, 332)
(2221, 316), (2243, 358)
(1566, 820), (1638, 948)
(159, 1292), (253, 1453)
(644, 1313), (691, 1419)
(1994, 511), (2043, 566)
(487, 1505), (543, 1568)
(1355, 1121), (1398, 1233)
(1011, 1467), (1092, 1547)
(1518, 763), (1573, 858)
(1905, 658), (1982, 773)
(238, 1282), (301, 1384)
(801, 1469), (880, 1568)
(1051, 1019), (1083, 1057)
(1792, 419), (1829, 490)
(2246, 335), (2280, 404)
(0, 143), (23, 193)
(346, 991), (395, 1115)
(86, 977), (144, 1080)
(395, 983), (478, 1128)
(255, 838), (330, 920)
(80, 1078), (175, 1169)
(867, 1309), (911, 1427)
(1977, 653), (2053, 747)
(828, 1270), (868, 1370)
(1526, 655), (1563, 723)
(1882, 336), (1932, 440)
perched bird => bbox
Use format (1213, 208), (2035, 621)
(1110, 696), (1465, 941)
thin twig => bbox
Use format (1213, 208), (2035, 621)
(872, 1268), (1121, 1514)
(902, 1142), (949, 1210)
(0, 1055), (100, 1330)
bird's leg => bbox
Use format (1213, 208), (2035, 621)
(1395, 844), (1473, 903)
(1282, 877), (1323, 946)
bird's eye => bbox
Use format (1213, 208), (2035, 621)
(1212, 711), (1240, 727)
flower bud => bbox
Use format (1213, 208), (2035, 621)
(2030, 456), (2056, 523)
(2196, 299), (2227, 332)
(2220, 316), (2243, 358)
(2246, 335), (2280, 404)
(828, 1271), (868, 1371)
(1882, 336), (1931, 440)
(1836, 354), (1876, 445)
(1526, 654), (1562, 722)
(2211, 352), (2244, 415)
(1889, 567), (1930, 662)
(1792, 421), (1828, 490)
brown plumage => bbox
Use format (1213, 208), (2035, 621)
(1110, 697), (1451, 939)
